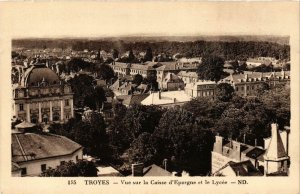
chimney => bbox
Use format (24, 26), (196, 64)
(255, 139), (257, 147)
(163, 159), (168, 170)
(243, 133), (246, 143)
(244, 74), (248, 81)
(132, 163), (144, 177)
(158, 91), (161, 99)
(213, 135), (223, 154)
(232, 141), (241, 161)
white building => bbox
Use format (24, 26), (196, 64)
(141, 91), (191, 107)
(11, 123), (83, 177)
(12, 63), (74, 124)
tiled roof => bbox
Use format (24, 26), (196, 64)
(12, 133), (82, 163)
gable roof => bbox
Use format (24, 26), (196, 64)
(143, 164), (172, 176)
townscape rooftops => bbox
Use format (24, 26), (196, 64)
(116, 94), (149, 106)
(12, 133), (82, 163)
(222, 71), (290, 83)
(223, 140), (265, 162)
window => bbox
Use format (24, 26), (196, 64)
(65, 99), (69, 106)
(236, 87), (239, 91)
(19, 104), (24, 111)
(41, 164), (46, 172)
(76, 155), (79, 161)
(21, 168), (27, 176)
(60, 161), (66, 165)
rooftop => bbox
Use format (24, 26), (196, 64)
(141, 91), (191, 106)
(12, 133), (82, 163)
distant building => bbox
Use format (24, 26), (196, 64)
(109, 61), (131, 77)
(220, 70), (290, 97)
(12, 123), (83, 177)
(211, 123), (290, 176)
(184, 81), (217, 98)
(12, 64), (74, 124)
(246, 58), (272, 67)
(130, 63), (156, 78)
(141, 91), (191, 107)
(156, 62), (197, 89)
(161, 72), (185, 91)
(177, 71), (198, 85)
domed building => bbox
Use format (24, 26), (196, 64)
(12, 63), (74, 124)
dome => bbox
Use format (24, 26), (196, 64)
(21, 64), (60, 87)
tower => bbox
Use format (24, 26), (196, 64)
(264, 123), (289, 175)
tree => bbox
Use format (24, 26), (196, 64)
(132, 74), (143, 85)
(215, 83), (235, 102)
(112, 49), (119, 59)
(97, 64), (115, 81)
(197, 55), (225, 82)
(41, 160), (98, 177)
(69, 74), (95, 108)
(128, 49), (135, 62)
(126, 132), (157, 166)
(261, 84), (290, 128)
(153, 107), (214, 175)
(143, 47), (153, 62)
(93, 86), (107, 111)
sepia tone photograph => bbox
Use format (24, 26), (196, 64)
(11, 35), (291, 177)
(0, 1), (299, 194)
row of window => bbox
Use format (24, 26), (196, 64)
(18, 100), (70, 111)
(235, 84), (258, 92)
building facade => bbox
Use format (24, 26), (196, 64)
(220, 71), (290, 97)
(12, 64), (74, 124)
(184, 81), (217, 98)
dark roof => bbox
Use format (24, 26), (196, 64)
(21, 64), (60, 87)
(12, 133), (82, 163)
(228, 160), (263, 176)
(143, 164), (172, 176)
(246, 147), (265, 159)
